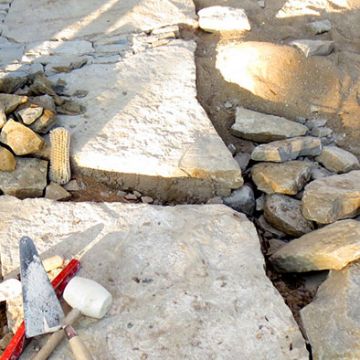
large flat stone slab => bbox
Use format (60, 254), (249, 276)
(0, 197), (307, 359)
(53, 41), (242, 201)
(3, 0), (196, 43)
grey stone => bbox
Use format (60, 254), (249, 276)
(45, 182), (71, 201)
(251, 137), (322, 162)
(3, 0), (196, 42)
(251, 161), (312, 195)
(290, 39), (335, 57)
(0, 72), (27, 93)
(198, 6), (251, 33)
(316, 146), (360, 173)
(17, 105), (43, 125)
(45, 56), (88, 75)
(223, 184), (255, 215)
(231, 107), (308, 142)
(0, 93), (27, 113)
(302, 171), (360, 224)
(266, 239), (287, 256)
(256, 215), (286, 239)
(310, 126), (333, 137)
(63, 180), (80, 191)
(141, 196), (153, 204)
(270, 220), (360, 272)
(306, 19), (331, 35)
(301, 261), (360, 359)
(0, 158), (47, 198)
(264, 194), (314, 237)
(234, 152), (251, 172)
(256, 194), (265, 211)
(206, 196), (223, 204)
(0, 198), (307, 359)
(306, 118), (327, 129)
(52, 41), (242, 202)
(310, 165), (333, 180)
(227, 143), (236, 155)
(30, 95), (56, 112)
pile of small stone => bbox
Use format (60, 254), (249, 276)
(221, 105), (360, 358)
(0, 72), (85, 200)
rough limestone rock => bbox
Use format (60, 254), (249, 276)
(0, 93), (27, 113)
(270, 220), (360, 272)
(289, 40), (335, 57)
(0, 119), (44, 155)
(251, 137), (322, 162)
(264, 194), (314, 237)
(17, 105), (43, 125)
(223, 184), (255, 215)
(0, 146), (16, 171)
(52, 41), (242, 201)
(3, 0), (196, 42)
(0, 198), (308, 359)
(231, 107), (308, 143)
(216, 42), (341, 119)
(301, 261), (360, 359)
(306, 19), (332, 35)
(29, 109), (56, 134)
(198, 6), (251, 33)
(302, 171), (360, 224)
(0, 158), (48, 198)
(315, 146), (360, 173)
(45, 182), (71, 201)
(251, 161), (312, 195)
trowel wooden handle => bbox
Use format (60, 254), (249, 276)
(33, 308), (81, 360)
(65, 325), (93, 360)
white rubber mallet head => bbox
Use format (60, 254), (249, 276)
(63, 276), (112, 319)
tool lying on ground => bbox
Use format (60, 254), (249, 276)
(1, 258), (81, 360)
(34, 276), (112, 360)
(18, 236), (94, 360)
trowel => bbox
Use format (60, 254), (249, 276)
(19, 236), (65, 338)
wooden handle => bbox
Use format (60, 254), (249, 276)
(32, 308), (81, 360)
(65, 325), (93, 360)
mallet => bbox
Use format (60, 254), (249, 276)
(33, 276), (112, 360)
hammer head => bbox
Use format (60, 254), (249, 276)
(63, 277), (112, 319)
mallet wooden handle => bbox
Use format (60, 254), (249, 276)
(32, 308), (81, 360)
(64, 325), (93, 360)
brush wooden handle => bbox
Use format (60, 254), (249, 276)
(32, 308), (81, 360)
(64, 325), (93, 360)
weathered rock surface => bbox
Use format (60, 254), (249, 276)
(307, 19), (332, 35)
(223, 184), (255, 215)
(301, 261), (360, 359)
(251, 161), (312, 195)
(3, 0), (196, 42)
(251, 137), (322, 162)
(0, 158), (47, 198)
(52, 41), (242, 201)
(271, 220), (360, 272)
(231, 107), (308, 143)
(316, 146), (360, 173)
(29, 109), (56, 134)
(310, 126), (332, 138)
(0, 146), (16, 171)
(45, 182), (71, 201)
(198, 6), (251, 33)
(264, 194), (314, 237)
(302, 171), (360, 224)
(290, 40), (335, 57)
(0, 93), (27, 113)
(0, 198), (307, 359)
(17, 105), (43, 125)
(0, 119), (44, 155)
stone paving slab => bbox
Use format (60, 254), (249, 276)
(3, 0), (196, 43)
(0, 196), (307, 359)
(52, 40), (242, 201)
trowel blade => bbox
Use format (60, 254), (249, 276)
(19, 236), (65, 338)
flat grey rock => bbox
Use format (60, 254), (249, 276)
(52, 41), (242, 201)
(301, 261), (360, 359)
(316, 146), (360, 173)
(290, 39), (335, 57)
(251, 137), (322, 162)
(264, 194), (314, 237)
(0, 158), (48, 198)
(198, 6), (251, 33)
(231, 107), (308, 142)
(271, 219), (360, 272)
(306, 19), (332, 34)
(3, 0), (196, 42)
(223, 184), (255, 215)
(302, 170), (360, 224)
(0, 197), (307, 359)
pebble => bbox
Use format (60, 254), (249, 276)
(141, 196), (154, 204)
(306, 118), (327, 129)
(45, 182), (71, 200)
(125, 193), (137, 201)
(223, 184), (255, 215)
(307, 19), (331, 35)
(64, 180), (81, 191)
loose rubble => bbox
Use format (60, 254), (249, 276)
(270, 220), (360, 272)
(223, 184), (255, 215)
(316, 146), (360, 173)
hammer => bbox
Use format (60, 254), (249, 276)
(33, 277), (112, 360)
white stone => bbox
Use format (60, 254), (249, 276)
(0, 43), (24, 67)
(0, 197), (307, 359)
(52, 41), (242, 201)
(289, 39), (335, 57)
(198, 6), (251, 33)
(3, 0), (196, 42)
